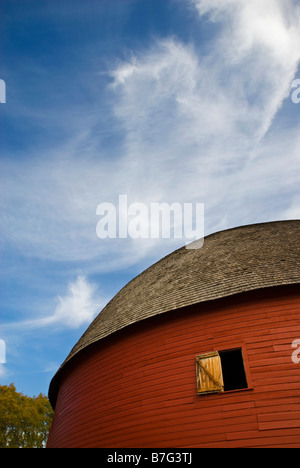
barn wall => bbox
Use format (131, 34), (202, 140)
(47, 286), (300, 448)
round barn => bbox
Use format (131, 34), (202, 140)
(47, 220), (300, 448)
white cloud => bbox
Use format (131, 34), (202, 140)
(192, 0), (300, 80)
(47, 275), (102, 329)
(191, 0), (300, 120)
(3, 276), (104, 331)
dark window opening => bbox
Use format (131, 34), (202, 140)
(219, 348), (248, 392)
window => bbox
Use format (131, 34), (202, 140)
(196, 348), (248, 395)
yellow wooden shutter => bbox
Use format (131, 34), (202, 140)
(196, 352), (224, 394)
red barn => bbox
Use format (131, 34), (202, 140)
(47, 220), (300, 448)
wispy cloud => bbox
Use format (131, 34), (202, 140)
(190, 0), (300, 118)
(112, 0), (300, 152)
(3, 276), (104, 331)
(38, 275), (103, 329)
(108, 0), (300, 230)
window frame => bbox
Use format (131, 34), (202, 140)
(196, 344), (253, 396)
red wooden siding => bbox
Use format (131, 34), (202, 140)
(47, 285), (300, 448)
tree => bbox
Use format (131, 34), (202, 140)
(0, 383), (54, 448)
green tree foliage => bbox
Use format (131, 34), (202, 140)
(0, 383), (54, 448)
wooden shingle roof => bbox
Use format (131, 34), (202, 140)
(49, 220), (300, 406)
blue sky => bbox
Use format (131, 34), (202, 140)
(0, 0), (300, 397)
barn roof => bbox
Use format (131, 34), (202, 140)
(49, 220), (300, 407)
